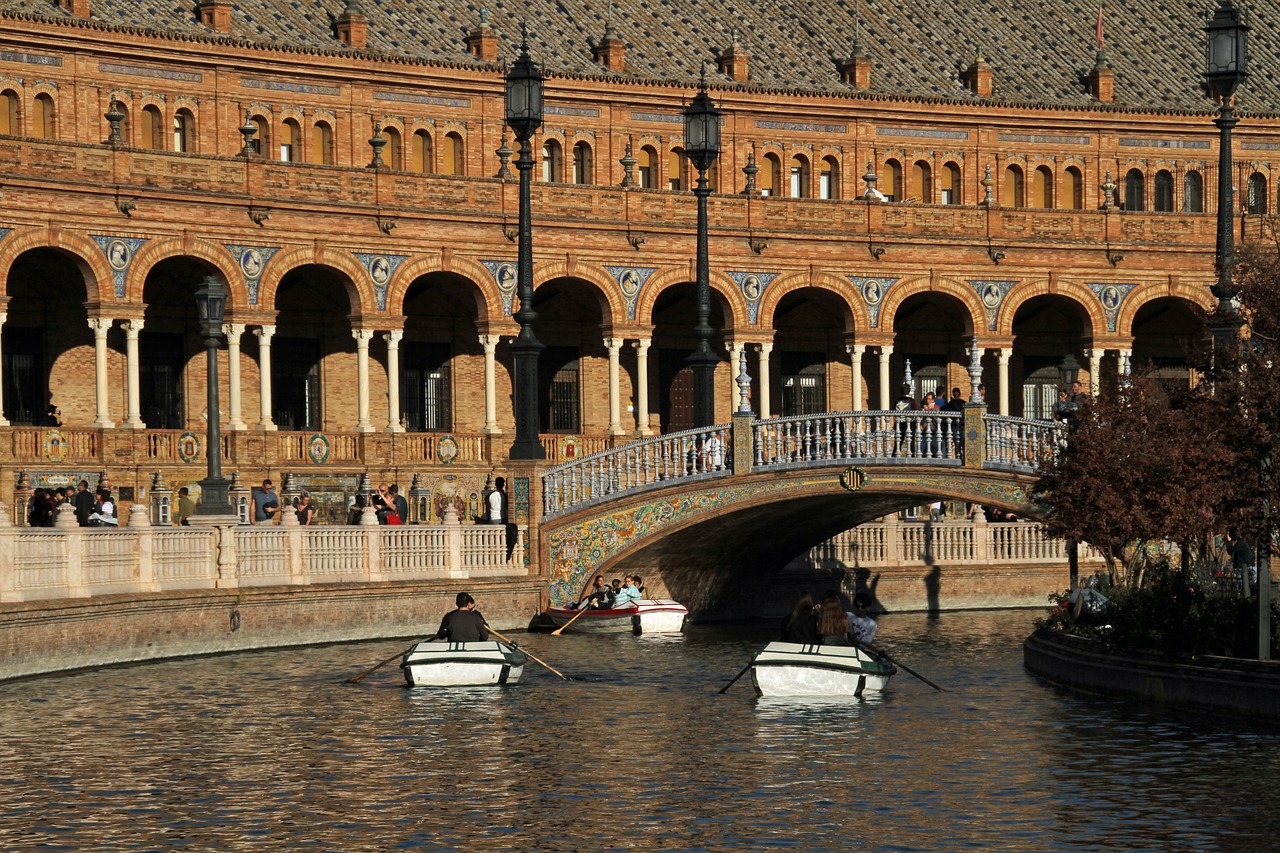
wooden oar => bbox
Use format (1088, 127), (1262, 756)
(858, 639), (944, 692)
(345, 640), (421, 684)
(484, 625), (572, 681)
(551, 604), (592, 635)
(718, 662), (754, 694)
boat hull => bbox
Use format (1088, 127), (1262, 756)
(545, 599), (688, 635)
(750, 642), (896, 697)
(400, 641), (527, 687)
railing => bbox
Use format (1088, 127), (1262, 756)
(541, 424), (731, 516)
(984, 415), (1066, 473)
(0, 517), (527, 603)
(753, 411), (961, 469)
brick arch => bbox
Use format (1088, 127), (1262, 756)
(876, 274), (983, 336)
(385, 254), (500, 324)
(256, 245), (374, 318)
(535, 259), (626, 327)
(994, 277), (1107, 340)
(755, 270), (867, 334)
(123, 236), (245, 310)
(632, 265), (745, 331)
(0, 225), (114, 303)
(1113, 279), (1214, 338)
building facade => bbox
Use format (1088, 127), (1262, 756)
(0, 0), (1270, 522)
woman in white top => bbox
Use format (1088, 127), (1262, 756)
(90, 489), (118, 526)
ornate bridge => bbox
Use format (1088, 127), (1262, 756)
(537, 406), (1064, 611)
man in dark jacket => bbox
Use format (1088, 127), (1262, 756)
(435, 592), (489, 643)
(71, 479), (97, 527)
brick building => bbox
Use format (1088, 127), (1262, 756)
(0, 0), (1271, 521)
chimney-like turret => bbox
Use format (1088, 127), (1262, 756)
(336, 0), (369, 50)
(840, 40), (872, 89)
(465, 9), (499, 62)
(196, 0), (233, 33)
(962, 49), (994, 98)
(1087, 51), (1115, 103)
(718, 29), (749, 83)
(57, 0), (91, 17)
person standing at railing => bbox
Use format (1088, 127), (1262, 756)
(296, 493), (315, 526)
(487, 477), (506, 524)
(39, 405), (60, 427)
(390, 484), (408, 526)
(174, 487), (196, 526)
(72, 480), (96, 527)
(251, 479), (279, 524)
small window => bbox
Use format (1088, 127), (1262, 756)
(251, 116), (270, 157)
(819, 156), (839, 200)
(381, 126), (402, 170)
(941, 162), (961, 205)
(443, 132), (464, 175)
(910, 160), (931, 203)
(1065, 166), (1084, 209)
(33, 93), (55, 139)
(1124, 168), (1145, 211)
(790, 155), (810, 198)
(310, 121), (334, 165)
(411, 130), (432, 173)
(1033, 166), (1053, 208)
(280, 119), (300, 162)
(541, 139), (563, 182)
(760, 153), (782, 197)
(173, 108), (194, 153)
(668, 149), (685, 191)
(1183, 170), (1204, 213)
(1003, 165), (1025, 207)
(0, 90), (16, 135)
(884, 159), (903, 202)
(1247, 172), (1267, 215)
(142, 105), (164, 150)
(1153, 170), (1174, 212)
(572, 141), (592, 184)
(637, 146), (656, 188)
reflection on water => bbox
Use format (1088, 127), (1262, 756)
(3, 611), (1280, 851)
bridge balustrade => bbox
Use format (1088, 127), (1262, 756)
(752, 411), (962, 469)
(540, 425), (731, 516)
(983, 415), (1066, 472)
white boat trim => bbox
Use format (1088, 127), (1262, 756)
(545, 599), (688, 635)
(750, 641), (896, 698)
(400, 640), (527, 687)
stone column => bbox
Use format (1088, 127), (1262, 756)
(1085, 348), (1102, 394)
(254, 325), (277, 431)
(606, 336), (625, 436)
(878, 344), (894, 410)
(757, 342), (773, 418)
(0, 311), (7, 426)
(997, 347), (1012, 415)
(89, 318), (115, 428)
(480, 333), (501, 435)
(123, 318), (145, 429)
(223, 323), (247, 430)
(634, 338), (652, 435)
(847, 343), (865, 410)
(1118, 347), (1132, 382)
(384, 329), (404, 432)
(727, 341), (745, 416)
(353, 328), (374, 432)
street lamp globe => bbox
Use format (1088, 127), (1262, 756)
(1058, 354), (1081, 389)
(195, 275), (227, 340)
(505, 28), (544, 144)
(682, 69), (721, 173)
(1204, 0), (1248, 102)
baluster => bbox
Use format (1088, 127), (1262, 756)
(754, 424), (765, 466)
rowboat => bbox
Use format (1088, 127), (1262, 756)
(545, 599), (688, 635)
(400, 641), (527, 687)
(749, 641), (897, 697)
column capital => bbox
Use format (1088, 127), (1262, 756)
(479, 333), (500, 351)
(997, 346), (1013, 364)
(846, 343), (866, 355)
(383, 329), (403, 345)
(88, 317), (115, 335)
(352, 328), (375, 345)
(124, 318), (145, 334)
(633, 338), (651, 353)
(223, 323), (246, 339)
(758, 341), (774, 355)
(254, 324), (276, 341)
(605, 337), (625, 353)
(878, 344), (894, 359)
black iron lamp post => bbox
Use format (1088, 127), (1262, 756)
(1057, 353), (1081, 389)
(505, 28), (547, 460)
(1205, 0), (1249, 349)
(194, 275), (234, 516)
(682, 66), (722, 428)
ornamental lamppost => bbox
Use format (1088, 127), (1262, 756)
(505, 28), (547, 460)
(682, 65), (722, 428)
(194, 275), (233, 516)
(1205, 0), (1248, 349)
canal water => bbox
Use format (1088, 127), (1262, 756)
(3, 609), (1280, 852)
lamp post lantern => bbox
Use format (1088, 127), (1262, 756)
(1205, 0), (1249, 349)
(194, 275), (233, 516)
(505, 27), (547, 460)
(682, 65), (722, 428)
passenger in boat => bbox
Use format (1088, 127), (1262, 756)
(780, 593), (820, 644)
(632, 575), (645, 598)
(612, 576), (642, 609)
(435, 592), (489, 643)
(576, 575), (614, 610)
(848, 592), (878, 645)
(817, 593), (854, 646)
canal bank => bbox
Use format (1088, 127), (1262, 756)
(0, 579), (544, 682)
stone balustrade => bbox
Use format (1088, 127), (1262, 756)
(0, 502), (527, 603)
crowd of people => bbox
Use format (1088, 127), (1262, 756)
(25, 479), (117, 528)
(567, 574), (646, 610)
(780, 590), (879, 647)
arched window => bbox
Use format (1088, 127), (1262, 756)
(668, 149), (686, 190)
(941, 162), (961, 204)
(1153, 170), (1174, 212)
(1065, 166), (1084, 209)
(1247, 172), (1267, 214)
(819, 156), (839, 200)
(443, 132), (464, 175)
(251, 115), (269, 156)
(172, 108), (194, 153)
(142, 105), (164, 149)
(637, 146), (656, 188)
(0, 90), (16, 135)
(760, 152), (782, 197)
(884, 159), (903, 202)
(1033, 165), (1053, 208)
(279, 119), (300, 162)
(1003, 164), (1024, 207)
(310, 121), (334, 165)
(910, 160), (931, 202)
(789, 155), (810, 198)
(541, 139), (563, 182)
(411, 129), (432, 173)
(379, 126), (402, 170)
(572, 141), (592, 185)
(1183, 170), (1203, 212)
(33, 93), (54, 139)
(1124, 168), (1145, 211)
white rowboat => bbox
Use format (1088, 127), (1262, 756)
(545, 599), (688, 635)
(400, 641), (527, 687)
(750, 641), (896, 697)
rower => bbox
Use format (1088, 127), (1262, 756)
(435, 591), (489, 642)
